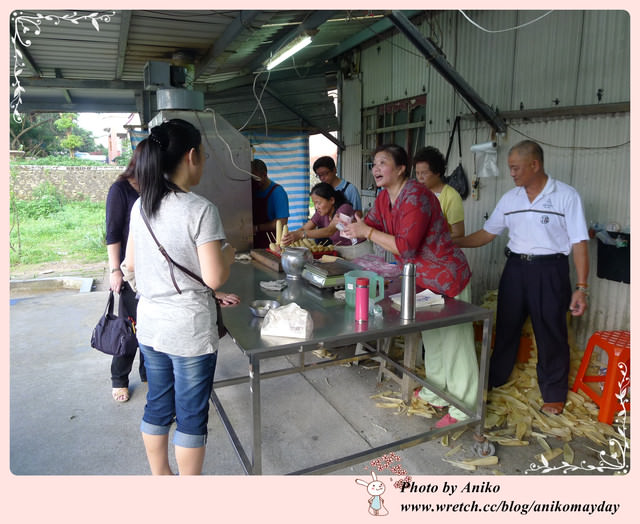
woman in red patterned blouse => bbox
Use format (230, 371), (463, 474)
(343, 144), (470, 297)
(343, 144), (477, 428)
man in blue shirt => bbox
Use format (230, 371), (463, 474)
(251, 159), (289, 248)
(313, 156), (362, 218)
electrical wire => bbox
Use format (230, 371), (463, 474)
(256, 79), (269, 136)
(291, 54), (313, 78)
(195, 109), (259, 182)
(506, 124), (630, 151)
(237, 69), (270, 135)
(459, 10), (554, 34)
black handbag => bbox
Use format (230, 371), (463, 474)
(446, 163), (470, 200)
(140, 207), (228, 338)
(90, 290), (138, 357)
(444, 116), (470, 200)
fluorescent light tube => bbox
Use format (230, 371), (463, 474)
(265, 34), (312, 71)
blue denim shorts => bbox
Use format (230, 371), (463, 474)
(139, 344), (217, 448)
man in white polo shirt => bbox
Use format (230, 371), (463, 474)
(455, 140), (589, 416)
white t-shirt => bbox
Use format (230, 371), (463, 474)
(483, 176), (588, 255)
(130, 192), (226, 356)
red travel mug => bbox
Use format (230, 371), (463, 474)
(355, 277), (369, 323)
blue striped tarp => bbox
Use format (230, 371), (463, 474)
(245, 132), (310, 230)
(128, 128), (148, 150)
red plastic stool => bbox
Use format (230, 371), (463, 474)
(571, 330), (630, 424)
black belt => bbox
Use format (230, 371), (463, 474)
(505, 247), (567, 262)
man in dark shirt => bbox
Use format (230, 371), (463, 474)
(251, 159), (289, 248)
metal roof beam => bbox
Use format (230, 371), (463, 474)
(17, 77), (142, 90)
(54, 69), (72, 104)
(261, 83), (344, 150)
(484, 102), (631, 121)
(388, 10), (507, 134)
(203, 62), (336, 94)
(194, 10), (260, 81)
(18, 102), (138, 113)
(115, 10), (132, 80)
(322, 10), (422, 61)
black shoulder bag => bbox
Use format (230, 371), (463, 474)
(444, 116), (470, 200)
(139, 207), (228, 338)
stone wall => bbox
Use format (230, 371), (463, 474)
(10, 165), (124, 203)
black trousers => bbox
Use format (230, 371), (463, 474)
(489, 255), (572, 403)
(110, 282), (146, 387)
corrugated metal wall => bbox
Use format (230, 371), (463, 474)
(578, 11), (631, 104)
(340, 77), (363, 192)
(340, 10), (630, 349)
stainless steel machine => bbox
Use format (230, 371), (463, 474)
(148, 109), (253, 252)
(145, 61), (253, 252)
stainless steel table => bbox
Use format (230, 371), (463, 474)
(212, 260), (492, 475)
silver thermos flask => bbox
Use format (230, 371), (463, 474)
(400, 262), (416, 320)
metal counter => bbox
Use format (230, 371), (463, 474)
(212, 260), (493, 474)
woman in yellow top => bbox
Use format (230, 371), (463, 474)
(414, 146), (465, 239)
(413, 145), (475, 427)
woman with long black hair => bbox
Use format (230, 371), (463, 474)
(106, 147), (146, 403)
(124, 119), (236, 474)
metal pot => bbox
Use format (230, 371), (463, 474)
(281, 246), (312, 280)
(249, 300), (280, 317)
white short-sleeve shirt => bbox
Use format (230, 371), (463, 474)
(483, 176), (588, 255)
(130, 192), (226, 357)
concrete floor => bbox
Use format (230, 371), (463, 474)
(9, 277), (627, 476)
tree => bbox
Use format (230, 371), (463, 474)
(54, 113), (83, 157)
(10, 113), (59, 156)
(75, 127), (104, 154)
(10, 112), (107, 157)
(112, 136), (133, 166)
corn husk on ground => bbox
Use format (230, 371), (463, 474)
(479, 291), (629, 464)
(372, 290), (630, 471)
(370, 387), (499, 472)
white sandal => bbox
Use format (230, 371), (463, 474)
(112, 387), (129, 402)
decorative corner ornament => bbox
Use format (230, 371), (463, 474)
(10, 10), (116, 122)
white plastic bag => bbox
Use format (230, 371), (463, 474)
(470, 141), (499, 178)
(260, 302), (314, 339)
(476, 150), (499, 178)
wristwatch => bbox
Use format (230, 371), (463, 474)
(110, 267), (121, 274)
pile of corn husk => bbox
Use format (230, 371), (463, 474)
(370, 388), (500, 471)
(479, 291), (629, 453)
(372, 290), (630, 468)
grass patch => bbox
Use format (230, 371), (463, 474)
(10, 199), (106, 267)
